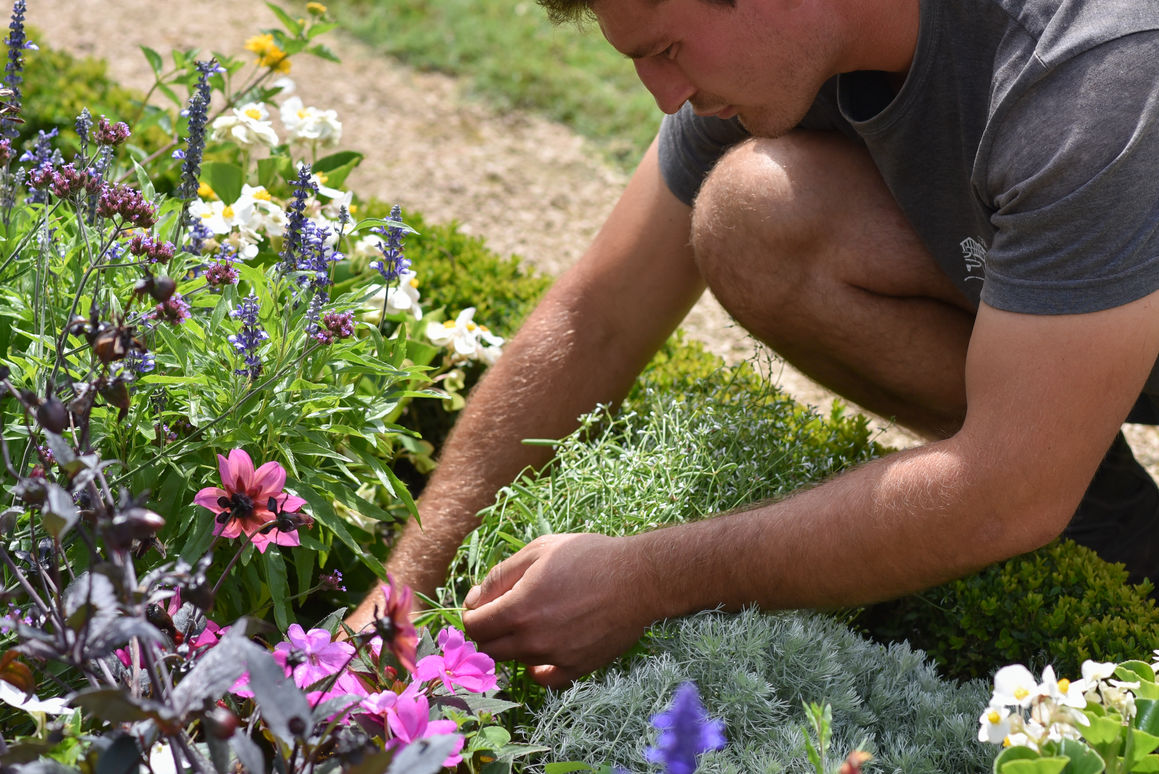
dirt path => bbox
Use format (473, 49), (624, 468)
(29, 0), (1159, 469)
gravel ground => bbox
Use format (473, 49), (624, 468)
(28, 0), (1159, 471)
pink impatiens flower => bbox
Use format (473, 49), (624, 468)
(273, 624), (367, 704)
(193, 449), (311, 553)
(414, 627), (497, 695)
(384, 684), (464, 767)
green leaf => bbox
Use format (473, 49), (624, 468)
(1138, 700), (1159, 737)
(133, 158), (155, 201)
(1118, 661), (1157, 684)
(140, 46), (164, 76)
(544, 764), (596, 774)
(265, 2), (303, 36)
(201, 162), (245, 205)
(1081, 713), (1127, 747)
(307, 42), (341, 62)
(1056, 738), (1107, 774)
(264, 548), (291, 632)
(995, 746), (1045, 774)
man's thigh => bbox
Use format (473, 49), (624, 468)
(690, 129), (973, 314)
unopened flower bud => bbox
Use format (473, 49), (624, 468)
(36, 397), (69, 433)
(150, 276), (177, 303)
(205, 705), (239, 739)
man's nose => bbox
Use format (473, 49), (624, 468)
(633, 58), (695, 114)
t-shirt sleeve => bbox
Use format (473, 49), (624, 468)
(981, 31), (1159, 315)
(656, 104), (750, 206)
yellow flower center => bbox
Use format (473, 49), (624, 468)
(307, 2), (327, 14)
(467, 322), (477, 331)
(198, 182), (216, 199)
(1057, 678), (1070, 693)
(253, 187), (272, 201)
(408, 278), (419, 289)
(316, 172), (329, 184)
(443, 321), (455, 329)
(244, 107), (263, 121)
(222, 205), (236, 219)
(987, 710), (1001, 724)
(297, 109), (309, 119)
(1014, 687), (1029, 701)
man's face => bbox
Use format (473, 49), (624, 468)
(592, 0), (837, 137)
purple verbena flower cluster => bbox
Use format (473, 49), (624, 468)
(128, 232), (175, 265)
(369, 204), (411, 283)
(92, 116), (131, 147)
(32, 162), (103, 199)
(150, 293), (191, 326)
(314, 311), (354, 345)
(228, 293), (269, 379)
(97, 184), (156, 228)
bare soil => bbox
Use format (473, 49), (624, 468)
(29, 0), (1159, 471)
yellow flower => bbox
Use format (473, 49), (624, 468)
(244, 33), (291, 73)
(197, 181), (217, 200)
(307, 2), (327, 15)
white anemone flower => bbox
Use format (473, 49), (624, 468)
(210, 102), (280, 148)
(0, 680), (71, 716)
(280, 95), (342, 147)
(992, 664), (1040, 709)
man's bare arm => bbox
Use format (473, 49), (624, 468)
(462, 292), (1159, 686)
(345, 138), (705, 632)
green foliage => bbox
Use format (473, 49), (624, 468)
(21, 34), (169, 159)
(860, 539), (1159, 683)
(531, 608), (993, 773)
(333, 0), (660, 170)
(452, 362), (879, 593)
(364, 206), (553, 330)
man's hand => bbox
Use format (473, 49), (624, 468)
(461, 533), (657, 688)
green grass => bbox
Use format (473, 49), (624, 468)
(333, 0), (661, 170)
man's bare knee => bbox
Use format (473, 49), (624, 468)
(690, 133), (845, 316)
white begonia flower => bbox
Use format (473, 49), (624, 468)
(271, 76), (296, 96)
(993, 664), (1040, 709)
(1039, 665), (1089, 710)
(190, 198), (256, 236)
(280, 95), (342, 147)
(427, 307), (503, 363)
(364, 270), (423, 323)
(236, 184), (285, 238)
(210, 102), (280, 148)
(309, 171), (347, 201)
(0, 680), (71, 716)
(1082, 660), (1119, 684)
(978, 702), (1012, 745)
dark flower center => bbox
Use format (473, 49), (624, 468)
(216, 492), (254, 524)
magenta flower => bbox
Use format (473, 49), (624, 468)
(272, 624), (367, 703)
(193, 449), (310, 553)
(384, 684), (464, 767)
(367, 577), (418, 675)
(414, 627), (498, 695)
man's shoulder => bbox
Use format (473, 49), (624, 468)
(987, 0), (1159, 62)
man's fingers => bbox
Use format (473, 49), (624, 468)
(463, 542), (542, 610)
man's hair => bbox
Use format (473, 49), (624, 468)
(536, 0), (736, 26)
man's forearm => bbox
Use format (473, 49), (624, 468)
(635, 437), (1074, 619)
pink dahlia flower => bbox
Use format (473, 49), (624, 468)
(193, 449), (310, 553)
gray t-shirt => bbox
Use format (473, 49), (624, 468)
(658, 0), (1159, 344)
